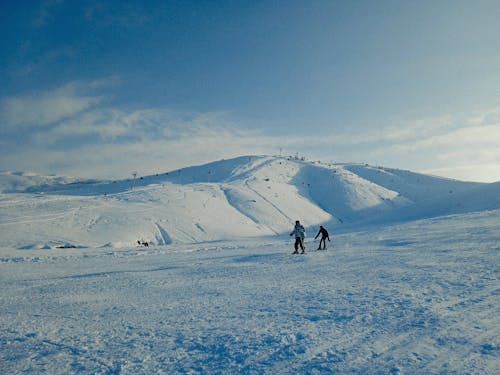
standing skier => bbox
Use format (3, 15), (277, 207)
(314, 225), (330, 250)
(290, 220), (306, 254)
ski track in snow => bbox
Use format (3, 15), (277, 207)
(1, 156), (500, 373)
(1, 211), (499, 374)
(2, 155), (500, 250)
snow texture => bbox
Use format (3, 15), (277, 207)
(1, 155), (499, 373)
(2, 155), (498, 249)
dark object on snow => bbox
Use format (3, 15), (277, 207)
(314, 225), (330, 250)
(137, 240), (149, 247)
(56, 244), (77, 249)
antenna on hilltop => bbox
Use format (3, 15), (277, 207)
(130, 171), (137, 191)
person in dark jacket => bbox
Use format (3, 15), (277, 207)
(290, 220), (306, 254)
(314, 225), (330, 250)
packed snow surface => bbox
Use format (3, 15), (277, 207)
(1, 211), (499, 374)
(1, 155), (499, 373)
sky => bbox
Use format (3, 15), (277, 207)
(1, 0), (500, 182)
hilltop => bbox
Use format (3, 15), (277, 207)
(1, 156), (499, 374)
(1, 155), (498, 249)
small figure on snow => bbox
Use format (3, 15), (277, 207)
(290, 220), (306, 254)
(314, 225), (330, 250)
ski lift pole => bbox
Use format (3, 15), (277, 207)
(131, 171), (137, 191)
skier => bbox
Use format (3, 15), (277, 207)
(314, 225), (330, 250)
(290, 220), (306, 254)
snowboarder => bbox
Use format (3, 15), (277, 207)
(290, 220), (306, 254)
(314, 225), (330, 250)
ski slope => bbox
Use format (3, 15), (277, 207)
(1, 155), (497, 249)
(1, 155), (499, 373)
(1, 210), (499, 374)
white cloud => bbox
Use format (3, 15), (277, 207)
(2, 82), (500, 182)
(357, 115), (454, 144)
(466, 107), (500, 127)
(46, 109), (138, 140)
(354, 112), (500, 182)
(424, 164), (500, 183)
(2, 126), (274, 180)
(1, 103), (278, 178)
(405, 123), (500, 150)
(0, 81), (106, 128)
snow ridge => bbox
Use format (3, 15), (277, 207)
(1, 155), (498, 249)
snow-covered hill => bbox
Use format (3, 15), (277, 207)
(1, 156), (499, 374)
(0, 155), (498, 249)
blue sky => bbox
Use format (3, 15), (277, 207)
(1, 0), (500, 181)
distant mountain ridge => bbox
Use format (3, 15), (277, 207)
(0, 170), (95, 194)
(0, 155), (498, 249)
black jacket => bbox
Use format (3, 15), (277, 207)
(315, 227), (329, 239)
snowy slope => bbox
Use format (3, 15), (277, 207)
(344, 164), (483, 203)
(1, 209), (499, 374)
(1, 155), (498, 249)
(1, 156), (499, 374)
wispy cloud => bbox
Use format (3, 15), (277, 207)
(350, 110), (500, 182)
(84, 2), (149, 28)
(12, 45), (80, 78)
(34, 0), (65, 26)
(1, 108), (275, 179)
(1, 81), (500, 182)
(0, 80), (113, 128)
(424, 164), (500, 183)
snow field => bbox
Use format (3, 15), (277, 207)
(1, 155), (499, 373)
(2, 155), (500, 250)
(1, 210), (499, 374)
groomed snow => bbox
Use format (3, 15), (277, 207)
(1, 155), (499, 373)
(1, 210), (499, 373)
